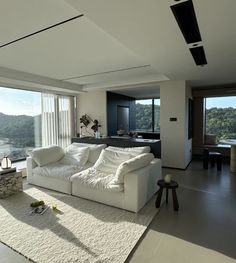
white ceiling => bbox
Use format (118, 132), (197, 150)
(0, 17), (151, 80)
(0, 0), (235, 95)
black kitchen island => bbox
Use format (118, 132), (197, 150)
(72, 137), (161, 158)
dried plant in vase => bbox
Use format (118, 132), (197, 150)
(79, 115), (101, 137)
(91, 120), (101, 133)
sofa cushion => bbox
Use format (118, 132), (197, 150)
(114, 153), (154, 183)
(70, 143), (107, 163)
(60, 145), (89, 166)
(30, 145), (64, 167)
(71, 168), (124, 192)
(32, 162), (93, 180)
(93, 149), (131, 173)
(107, 146), (151, 157)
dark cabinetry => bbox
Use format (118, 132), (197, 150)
(72, 137), (161, 158)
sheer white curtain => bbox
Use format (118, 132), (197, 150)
(42, 94), (75, 148)
(58, 96), (75, 148)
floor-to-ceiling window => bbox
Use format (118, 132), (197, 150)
(0, 87), (75, 162)
(205, 96), (236, 140)
(42, 94), (75, 148)
(135, 98), (160, 133)
(0, 87), (42, 161)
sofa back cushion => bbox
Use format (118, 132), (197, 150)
(114, 153), (154, 183)
(93, 149), (131, 173)
(106, 146), (151, 157)
(70, 143), (107, 163)
(60, 145), (89, 166)
(31, 145), (64, 167)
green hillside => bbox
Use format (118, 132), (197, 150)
(135, 103), (160, 132)
(0, 112), (42, 148)
(206, 107), (236, 140)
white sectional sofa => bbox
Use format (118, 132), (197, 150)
(27, 144), (106, 194)
(27, 143), (162, 212)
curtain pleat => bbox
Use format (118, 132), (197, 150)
(41, 94), (75, 148)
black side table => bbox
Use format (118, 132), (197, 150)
(155, 179), (179, 211)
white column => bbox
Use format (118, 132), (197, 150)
(160, 81), (192, 169)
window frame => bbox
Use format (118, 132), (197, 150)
(204, 96), (236, 141)
(0, 86), (76, 163)
(135, 98), (160, 133)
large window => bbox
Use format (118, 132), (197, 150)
(42, 94), (75, 148)
(0, 87), (42, 161)
(205, 96), (236, 140)
(135, 98), (160, 132)
(0, 87), (75, 162)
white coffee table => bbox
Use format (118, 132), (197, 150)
(220, 139), (236, 172)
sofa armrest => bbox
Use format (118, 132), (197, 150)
(123, 165), (150, 212)
(123, 158), (162, 212)
(150, 158), (162, 186)
(26, 157), (37, 181)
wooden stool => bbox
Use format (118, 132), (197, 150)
(203, 148), (222, 171)
(155, 179), (179, 211)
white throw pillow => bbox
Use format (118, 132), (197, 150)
(93, 149), (131, 173)
(60, 146), (89, 166)
(107, 146), (151, 157)
(114, 153), (154, 183)
(70, 143), (107, 163)
(30, 145), (64, 167)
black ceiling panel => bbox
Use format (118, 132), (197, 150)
(189, 46), (207, 66)
(171, 0), (202, 44)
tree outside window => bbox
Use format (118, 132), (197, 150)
(205, 96), (236, 141)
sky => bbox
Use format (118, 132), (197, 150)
(137, 97), (235, 108)
(0, 87), (41, 116)
(136, 99), (160, 105)
(0, 87), (235, 115)
(206, 96), (236, 109)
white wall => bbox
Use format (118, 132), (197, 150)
(160, 80), (192, 169)
(77, 90), (107, 136)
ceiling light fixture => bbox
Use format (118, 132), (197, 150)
(171, 0), (208, 66)
(171, 0), (201, 44)
(189, 46), (207, 66)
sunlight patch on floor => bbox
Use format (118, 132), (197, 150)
(129, 230), (236, 263)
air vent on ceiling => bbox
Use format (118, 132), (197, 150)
(170, 0), (202, 44)
(189, 46), (207, 66)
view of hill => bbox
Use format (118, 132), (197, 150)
(136, 105), (236, 139)
(0, 112), (42, 160)
(206, 107), (236, 140)
(0, 106), (236, 161)
(135, 103), (160, 132)
(0, 112), (42, 147)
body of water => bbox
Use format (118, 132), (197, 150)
(0, 137), (33, 161)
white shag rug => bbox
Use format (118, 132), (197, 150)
(0, 187), (158, 263)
